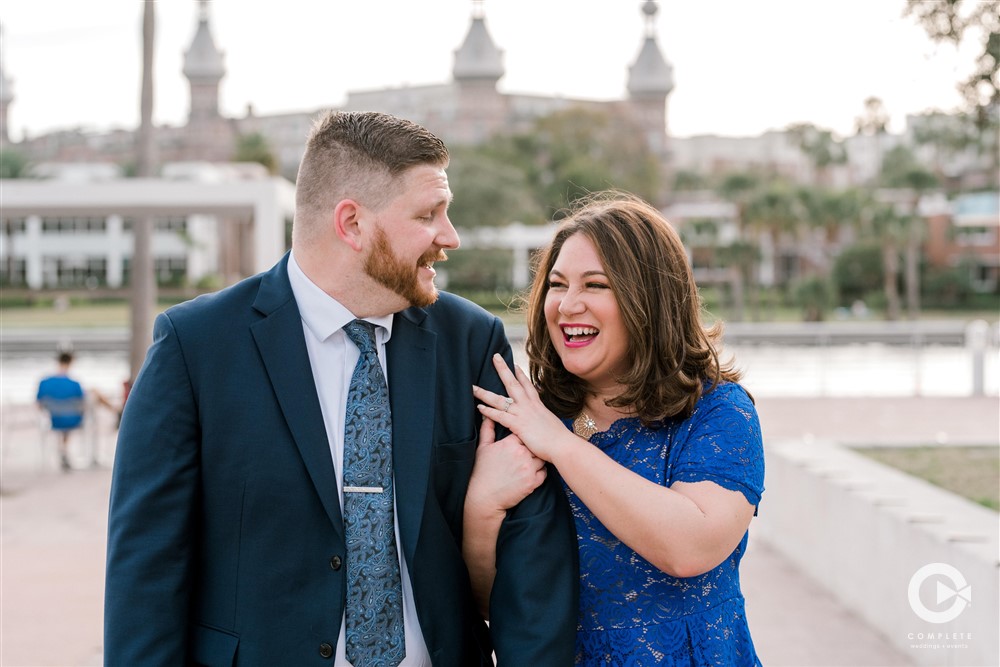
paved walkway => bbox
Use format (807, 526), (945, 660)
(2, 396), (996, 666)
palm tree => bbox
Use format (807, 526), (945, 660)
(902, 172), (937, 320)
(866, 202), (906, 321)
(233, 132), (279, 175)
(715, 241), (757, 322)
(742, 182), (805, 309)
(797, 186), (866, 279)
(130, 2), (156, 384)
(717, 172), (761, 321)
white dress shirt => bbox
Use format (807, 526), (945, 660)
(287, 252), (431, 667)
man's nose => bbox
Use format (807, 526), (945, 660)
(438, 214), (460, 250)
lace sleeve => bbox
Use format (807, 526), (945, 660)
(668, 383), (765, 510)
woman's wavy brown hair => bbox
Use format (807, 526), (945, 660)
(524, 191), (745, 426)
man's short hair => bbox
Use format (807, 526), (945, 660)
(293, 111), (449, 242)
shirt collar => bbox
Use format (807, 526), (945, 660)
(287, 250), (394, 343)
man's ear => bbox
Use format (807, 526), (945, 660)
(333, 199), (364, 251)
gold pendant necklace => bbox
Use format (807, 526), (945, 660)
(573, 412), (598, 439)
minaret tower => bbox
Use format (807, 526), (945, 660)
(181, 0), (234, 161)
(0, 23), (14, 144)
(452, 0), (506, 144)
(183, 0), (225, 124)
(627, 1), (674, 162)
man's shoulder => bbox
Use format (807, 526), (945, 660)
(161, 270), (273, 326)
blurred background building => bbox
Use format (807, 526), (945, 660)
(0, 0), (674, 180)
(0, 0), (996, 311)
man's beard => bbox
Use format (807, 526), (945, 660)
(363, 226), (446, 308)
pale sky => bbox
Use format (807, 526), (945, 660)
(0, 0), (983, 143)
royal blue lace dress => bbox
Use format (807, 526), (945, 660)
(562, 382), (765, 666)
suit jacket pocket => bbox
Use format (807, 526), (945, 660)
(434, 436), (477, 464)
(432, 436), (477, 534)
(190, 623), (239, 667)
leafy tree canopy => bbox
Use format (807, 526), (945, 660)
(485, 107), (663, 216)
(0, 149), (31, 179)
(233, 132), (278, 175)
(446, 146), (545, 227)
(880, 145), (939, 191)
(787, 123), (847, 169)
(904, 0), (999, 120)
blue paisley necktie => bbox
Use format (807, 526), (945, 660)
(342, 320), (405, 667)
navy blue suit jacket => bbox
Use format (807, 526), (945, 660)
(105, 255), (577, 666)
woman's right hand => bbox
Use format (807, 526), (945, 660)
(466, 416), (547, 514)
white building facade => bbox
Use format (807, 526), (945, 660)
(0, 163), (295, 290)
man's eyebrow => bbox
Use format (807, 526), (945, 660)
(430, 194), (453, 209)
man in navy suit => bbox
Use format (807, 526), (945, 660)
(105, 111), (577, 666)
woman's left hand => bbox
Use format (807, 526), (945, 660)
(473, 354), (577, 463)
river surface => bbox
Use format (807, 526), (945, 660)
(2, 343), (996, 405)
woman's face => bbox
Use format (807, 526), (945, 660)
(543, 233), (630, 393)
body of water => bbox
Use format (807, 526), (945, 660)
(2, 343), (997, 406)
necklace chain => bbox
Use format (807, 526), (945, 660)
(573, 411), (598, 439)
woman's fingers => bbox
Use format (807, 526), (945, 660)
(490, 353), (517, 387)
(471, 385), (511, 415)
(472, 355), (543, 432)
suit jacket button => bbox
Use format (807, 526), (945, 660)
(329, 555), (342, 570)
(319, 642), (333, 659)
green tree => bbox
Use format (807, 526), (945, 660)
(743, 182), (805, 296)
(797, 186), (866, 278)
(716, 172), (763, 322)
(787, 123), (847, 186)
(881, 145), (939, 319)
(832, 241), (884, 307)
(0, 142), (30, 281)
(715, 241), (758, 322)
(905, 0), (1000, 185)
(904, 0), (999, 118)
(233, 132), (278, 175)
(911, 110), (982, 190)
(673, 169), (708, 192)
(792, 276), (835, 322)
(446, 147), (544, 227)
(0, 149), (31, 178)
(866, 201), (907, 320)
(490, 107), (663, 214)
(922, 261), (975, 308)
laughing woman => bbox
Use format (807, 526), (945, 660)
(464, 192), (765, 666)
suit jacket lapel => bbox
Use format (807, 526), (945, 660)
(386, 308), (436, 565)
(250, 256), (344, 536)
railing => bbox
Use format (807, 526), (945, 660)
(507, 320), (998, 398)
(2, 321), (997, 398)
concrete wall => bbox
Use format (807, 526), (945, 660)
(754, 439), (998, 666)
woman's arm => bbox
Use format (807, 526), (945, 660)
(546, 441), (755, 577)
(475, 355), (758, 578)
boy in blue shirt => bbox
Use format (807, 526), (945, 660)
(37, 351), (85, 471)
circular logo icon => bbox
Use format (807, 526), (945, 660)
(908, 563), (972, 624)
